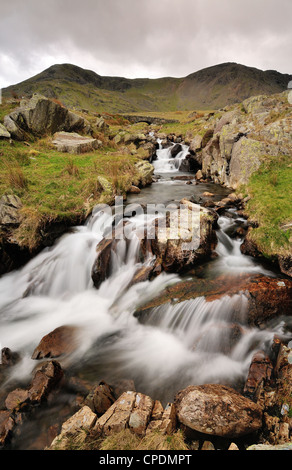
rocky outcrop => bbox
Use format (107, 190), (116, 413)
(52, 132), (101, 154)
(243, 342), (292, 446)
(4, 94), (90, 140)
(175, 384), (262, 438)
(201, 91), (291, 189)
(49, 390), (176, 450)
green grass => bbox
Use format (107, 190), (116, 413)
(245, 154), (292, 257)
(0, 138), (140, 249)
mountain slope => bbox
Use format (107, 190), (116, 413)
(3, 62), (291, 113)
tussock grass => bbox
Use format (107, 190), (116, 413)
(77, 429), (189, 451)
(3, 159), (28, 190)
(0, 138), (140, 250)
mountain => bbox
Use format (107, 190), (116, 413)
(3, 62), (291, 113)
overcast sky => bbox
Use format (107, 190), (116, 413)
(0, 0), (291, 88)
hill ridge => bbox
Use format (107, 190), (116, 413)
(3, 62), (292, 113)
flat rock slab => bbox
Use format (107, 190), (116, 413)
(52, 132), (100, 154)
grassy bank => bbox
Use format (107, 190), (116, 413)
(0, 138), (141, 250)
(244, 154), (292, 258)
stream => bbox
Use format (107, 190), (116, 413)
(0, 140), (290, 449)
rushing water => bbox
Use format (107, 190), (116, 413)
(0, 138), (290, 448)
(153, 139), (190, 173)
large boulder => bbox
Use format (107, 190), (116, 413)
(175, 384), (263, 438)
(150, 200), (218, 273)
(4, 94), (90, 140)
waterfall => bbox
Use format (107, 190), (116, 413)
(153, 139), (189, 173)
(0, 177), (288, 403)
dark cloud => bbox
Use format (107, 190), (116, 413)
(0, 0), (291, 88)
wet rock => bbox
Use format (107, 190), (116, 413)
(149, 200), (218, 273)
(1, 348), (20, 367)
(28, 361), (63, 403)
(170, 143), (183, 158)
(244, 276), (292, 327)
(52, 132), (101, 154)
(5, 388), (30, 412)
(84, 381), (115, 416)
(175, 384), (262, 438)
(243, 351), (274, 401)
(0, 410), (14, 446)
(129, 185), (141, 194)
(31, 325), (78, 360)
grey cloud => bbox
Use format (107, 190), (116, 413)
(0, 0), (291, 88)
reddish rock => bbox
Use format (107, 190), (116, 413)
(5, 388), (30, 412)
(32, 325), (78, 360)
(244, 351), (274, 400)
(85, 381), (115, 416)
(1, 348), (20, 367)
(28, 361), (63, 403)
(244, 276), (292, 327)
(0, 410), (14, 446)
